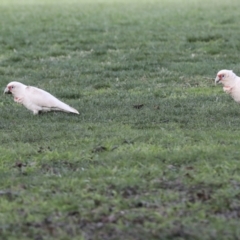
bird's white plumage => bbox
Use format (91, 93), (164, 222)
(215, 69), (240, 103)
(4, 81), (79, 115)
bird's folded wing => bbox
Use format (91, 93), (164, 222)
(25, 86), (76, 112)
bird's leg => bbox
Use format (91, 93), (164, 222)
(223, 86), (232, 94)
(33, 110), (39, 115)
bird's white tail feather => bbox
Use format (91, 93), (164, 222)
(54, 100), (79, 114)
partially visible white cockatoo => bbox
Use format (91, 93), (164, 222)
(4, 81), (79, 115)
(215, 69), (240, 103)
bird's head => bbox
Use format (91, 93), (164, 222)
(215, 70), (237, 86)
(4, 82), (26, 95)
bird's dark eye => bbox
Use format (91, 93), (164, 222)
(222, 74), (225, 78)
(11, 86), (14, 89)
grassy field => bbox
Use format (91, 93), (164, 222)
(1, 0), (240, 239)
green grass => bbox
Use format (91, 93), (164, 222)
(1, 0), (240, 239)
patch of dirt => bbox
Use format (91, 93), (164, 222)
(133, 104), (144, 109)
(92, 146), (107, 153)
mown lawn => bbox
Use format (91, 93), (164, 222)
(1, 0), (240, 239)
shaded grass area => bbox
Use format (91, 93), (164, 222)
(1, 0), (240, 239)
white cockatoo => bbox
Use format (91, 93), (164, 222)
(4, 81), (79, 115)
(215, 69), (240, 103)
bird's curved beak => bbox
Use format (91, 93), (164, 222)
(4, 86), (11, 94)
(215, 76), (221, 85)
